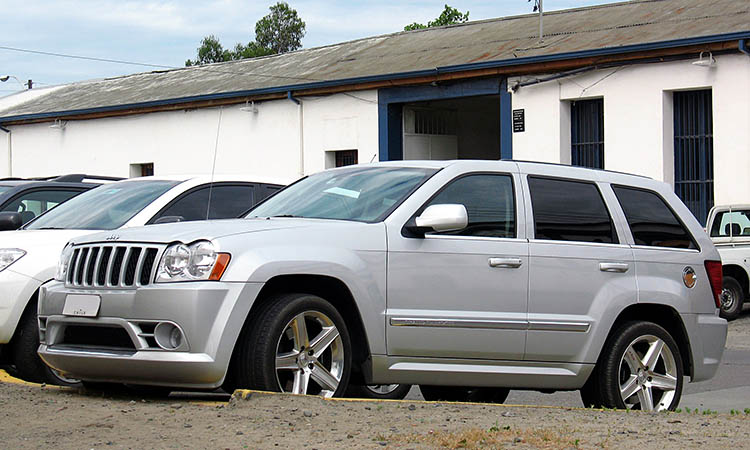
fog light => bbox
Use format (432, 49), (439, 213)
(154, 322), (184, 350)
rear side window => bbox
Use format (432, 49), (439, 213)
(424, 174), (515, 238)
(613, 186), (696, 249)
(153, 185), (255, 223)
(528, 177), (617, 244)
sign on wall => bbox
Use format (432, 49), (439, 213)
(513, 109), (525, 133)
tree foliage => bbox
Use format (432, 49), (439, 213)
(404, 4), (470, 31)
(185, 2), (305, 66)
(255, 2), (306, 54)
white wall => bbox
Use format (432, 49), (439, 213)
(0, 90), (379, 182)
(510, 54), (750, 205)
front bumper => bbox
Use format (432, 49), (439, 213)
(682, 311), (727, 382)
(37, 280), (263, 389)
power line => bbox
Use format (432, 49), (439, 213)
(0, 44), (324, 84)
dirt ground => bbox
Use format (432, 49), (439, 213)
(1, 377), (749, 449)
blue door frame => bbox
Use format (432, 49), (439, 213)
(377, 77), (513, 161)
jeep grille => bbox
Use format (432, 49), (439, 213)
(66, 244), (164, 288)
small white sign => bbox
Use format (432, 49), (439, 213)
(62, 294), (101, 317)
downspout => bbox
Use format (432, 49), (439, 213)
(0, 125), (10, 177)
(740, 39), (750, 56)
(287, 91), (304, 176)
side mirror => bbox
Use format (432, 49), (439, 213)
(407, 204), (468, 237)
(0, 212), (23, 231)
(153, 216), (185, 225)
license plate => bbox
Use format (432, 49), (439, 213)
(62, 294), (101, 317)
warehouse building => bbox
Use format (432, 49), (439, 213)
(0, 0), (748, 224)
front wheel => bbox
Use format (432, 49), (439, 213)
(720, 276), (744, 321)
(598, 321), (683, 411)
(236, 293), (352, 398)
(419, 385), (509, 403)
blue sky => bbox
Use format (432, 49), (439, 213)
(0, 0), (621, 95)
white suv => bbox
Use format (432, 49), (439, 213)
(0, 175), (286, 384)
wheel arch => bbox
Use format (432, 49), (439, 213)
(228, 274), (373, 385)
(723, 264), (749, 300)
(596, 303), (693, 379)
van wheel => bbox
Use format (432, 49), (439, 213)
(347, 383), (412, 400)
(11, 302), (80, 387)
(419, 385), (509, 403)
(599, 321), (683, 411)
(236, 293), (351, 398)
(720, 276), (744, 321)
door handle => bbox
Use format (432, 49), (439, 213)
(599, 262), (629, 273)
(489, 257), (523, 269)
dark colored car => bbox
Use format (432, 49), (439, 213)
(0, 174), (121, 230)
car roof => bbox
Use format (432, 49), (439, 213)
(130, 173), (294, 186)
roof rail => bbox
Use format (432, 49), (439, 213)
(52, 174), (124, 183)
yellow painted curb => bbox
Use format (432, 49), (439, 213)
(0, 369), (61, 388)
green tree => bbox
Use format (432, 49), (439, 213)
(255, 2), (306, 54)
(185, 2), (305, 66)
(185, 35), (232, 66)
(404, 4), (470, 31)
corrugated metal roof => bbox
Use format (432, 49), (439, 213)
(1, 0), (748, 121)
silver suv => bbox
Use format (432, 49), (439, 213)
(38, 161), (727, 411)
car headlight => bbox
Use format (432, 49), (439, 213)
(155, 240), (231, 283)
(55, 243), (74, 282)
(0, 248), (26, 272)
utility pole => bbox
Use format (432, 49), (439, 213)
(538, 0), (544, 43)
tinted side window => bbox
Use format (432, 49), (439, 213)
(529, 177), (617, 244)
(613, 186), (696, 249)
(155, 185), (255, 222)
(424, 174), (515, 238)
(2, 189), (84, 224)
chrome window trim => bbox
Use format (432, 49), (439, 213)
(528, 239), (631, 249)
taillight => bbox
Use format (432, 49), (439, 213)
(704, 260), (723, 308)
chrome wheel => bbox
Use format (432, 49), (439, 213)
(365, 384), (401, 395)
(275, 310), (345, 398)
(721, 287), (736, 311)
(618, 334), (678, 411)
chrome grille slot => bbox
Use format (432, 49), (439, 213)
(65, 243), (165, 289)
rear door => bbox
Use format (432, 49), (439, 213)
(386, 171), (529, 360)
(523, 172), (637, 362)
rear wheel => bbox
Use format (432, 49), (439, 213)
(599, 321), (683, 411)
(720, 276), (744, 321)
(347, 383), (412, 400)
(419, 385), (509, 403)
(235, 293), (352, 398)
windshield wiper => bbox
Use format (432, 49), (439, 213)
(270, 214), (302, 218)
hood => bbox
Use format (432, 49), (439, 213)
(69, 217), (351, 246)
(0, 229), (101, 280)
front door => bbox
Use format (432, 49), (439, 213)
(386, 172), (529, 360)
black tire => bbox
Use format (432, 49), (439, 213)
(235, 293), (352, 397)
(598, 321), (683, 411)
(419, 385), (510, 404)
(10, 301), (80, 387)
(720, 276), (744, 321)
(346, 383), (412, 400)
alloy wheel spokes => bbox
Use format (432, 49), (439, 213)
(619, 335), (678, 411)
(275, 310), (345, 398)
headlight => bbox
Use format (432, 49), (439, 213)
(0, 248), (26, 272)
(55, 243), (74, 282)
(155, 240), (230, 283)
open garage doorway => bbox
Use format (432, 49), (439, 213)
(378, 77), (512, 162)
(402, 95), (500, 160)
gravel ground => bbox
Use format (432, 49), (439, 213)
(1, 379), (749, 449)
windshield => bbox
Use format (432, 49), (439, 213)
(0, 186), (11, 196)
(25, 180), (180, 230)
(247, 167), (436, 222)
